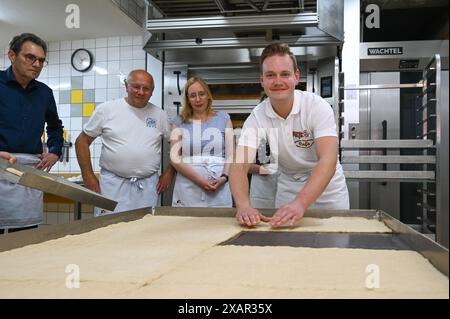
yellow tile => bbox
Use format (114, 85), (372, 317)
(83, 103), (95, 117)
(71, 90), (83, 104)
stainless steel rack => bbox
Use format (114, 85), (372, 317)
(338, 55), (447, 246)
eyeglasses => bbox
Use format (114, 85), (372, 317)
(188, 91), (207, 100)
(127, 82), (153, 93)
(22, 53), (48, 67)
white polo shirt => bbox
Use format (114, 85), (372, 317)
(239, 90), (339, 175)
(239, 90), (349, 209)
(84, 98), (171, 178)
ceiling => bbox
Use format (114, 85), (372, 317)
(150, 0), (317, 17)
(360, 0), (448, 10)
(0, 0), (143, 48)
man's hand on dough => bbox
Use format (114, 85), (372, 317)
(269, 201), (306, 228)
(236, 206), (270, 227)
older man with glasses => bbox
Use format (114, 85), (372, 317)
(75, 70), (175, 216)
(0, 33), (64, 234)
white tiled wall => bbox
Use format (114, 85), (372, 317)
(43, 203), (94, 225)
(0, 35), (146, 173)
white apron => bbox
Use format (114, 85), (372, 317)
(249, 173), (278, 209)
(0, 153), (43, 228)
(172, 156), (232, 207)
(275, 165), (349, 209)
(95, 169), (159, 216)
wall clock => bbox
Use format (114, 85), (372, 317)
(71, 48), (93, 72)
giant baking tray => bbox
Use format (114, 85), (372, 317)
(0, 158), (117, 211)
(0, 207), (447, 277)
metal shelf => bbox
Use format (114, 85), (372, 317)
(344, 170), (435, 182)
(341, 139), (434, 149)
(342, 155), (435, 164)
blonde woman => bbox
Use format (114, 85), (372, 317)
(170, 77), (233, 207)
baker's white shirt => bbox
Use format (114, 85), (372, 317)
(239, 90), (339, 174)
(239, 90), (349, 209)
(84, 98), (171, 178)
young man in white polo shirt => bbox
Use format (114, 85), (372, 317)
(230, 43), (349, 228)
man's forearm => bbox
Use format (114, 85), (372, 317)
(46, 98), (64, 156)
(46, 124), (64, 157)
(162, 163), (176, 177)
(75, 140), (95, 179)
(229, 163), (251, 208)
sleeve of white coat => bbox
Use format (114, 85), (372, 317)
(83, 102), (106, 138)
(237, 112), (263, 149)
(310, 97), (338, 139)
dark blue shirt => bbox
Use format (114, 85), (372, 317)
(0, 66), (63, 156)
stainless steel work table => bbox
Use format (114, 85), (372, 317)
(0, 207), (447, 279)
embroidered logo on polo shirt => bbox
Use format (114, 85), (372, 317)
(293, 130), (314, 148)
(146, 117), (157, 128)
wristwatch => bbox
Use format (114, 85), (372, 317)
(220, 174), (229, 183)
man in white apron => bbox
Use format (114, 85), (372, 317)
(0, 33), (64, 234)
(230, 43), (349, 228)
(75, 70), (175, 216)
(249, 142), (278, 208)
